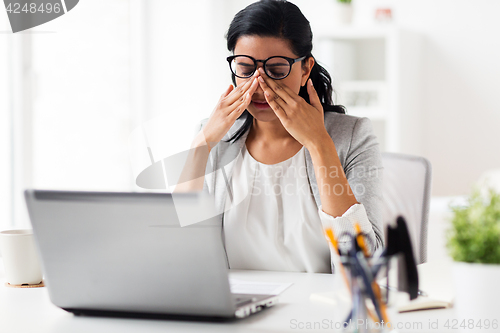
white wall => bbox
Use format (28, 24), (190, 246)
(371, 0), (500, 195)
(137, 0), (235, 181)
(329, 0), (500, 195)
(1, 0), (136, 228)
(31, 0), (133, 193)
(0, 17), (12, 230)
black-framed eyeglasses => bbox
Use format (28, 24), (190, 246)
(226, 55), (306, 80)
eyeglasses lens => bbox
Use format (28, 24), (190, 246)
(231, 56), (291, 79)
(265, 57), (290, 79)
(231, 56), (255, 78)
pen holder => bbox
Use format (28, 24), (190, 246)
(327, 216), (419, 333)
(338, 249), (391, 333)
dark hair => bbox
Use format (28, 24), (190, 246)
(225, 0), (345, 142)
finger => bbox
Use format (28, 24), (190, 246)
(258, 68), (297, 104)
(224, 73), (259, 105)
(229, 91), (251, 118)
(221, 84), (233, 98)
(214, 85), (234, 113)
(307, 79), (323, 111)
(258, 75), (288, 111)
(223, 78), (253, 105)
(246, 74), (260, 98)
(262, 84), (288, 120)
(228, 78), (259, 116)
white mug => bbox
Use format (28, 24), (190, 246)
(0, 229), (43, 285)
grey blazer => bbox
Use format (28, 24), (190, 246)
(197, 111), (384, 251)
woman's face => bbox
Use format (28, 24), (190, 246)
(233, 36), (314, 122)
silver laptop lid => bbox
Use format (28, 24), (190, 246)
(24, 189), (236, 317)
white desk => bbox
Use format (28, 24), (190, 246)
(0, 259), (459, 333)
(1, 198), (465, 332)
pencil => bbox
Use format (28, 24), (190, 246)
(324, 228), (350, 291)
(354, 222), (370, 257)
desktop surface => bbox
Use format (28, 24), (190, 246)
(0, 258), (459, 333)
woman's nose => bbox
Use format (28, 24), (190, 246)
(255, 62), (265, 75)
(255, 84), (264, 94)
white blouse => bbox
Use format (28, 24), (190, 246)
(223, 144), (372, 273)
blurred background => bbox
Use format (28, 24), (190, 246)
(1, 0), (500, 233)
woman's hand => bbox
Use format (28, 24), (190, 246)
(201, 71), (260, 150)
(257, 68), (329, 149)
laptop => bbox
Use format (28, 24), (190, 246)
(24, 189), (278, 319)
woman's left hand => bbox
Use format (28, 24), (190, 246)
(257, 68), (329, 149)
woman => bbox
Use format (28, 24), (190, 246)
(176, 0), (383, 273)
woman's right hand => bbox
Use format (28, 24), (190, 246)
(200, 71), (260, 149)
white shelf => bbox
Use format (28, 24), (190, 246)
(316, 26), (422, 154)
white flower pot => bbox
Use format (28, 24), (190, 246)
(452, 262), (500, 333)
(332, 2), (353, 26)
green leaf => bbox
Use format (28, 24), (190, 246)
(447, 188), (500, 263)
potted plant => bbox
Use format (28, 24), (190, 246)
(447, 188), (500, 331)
(333, 0), (353, 26)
